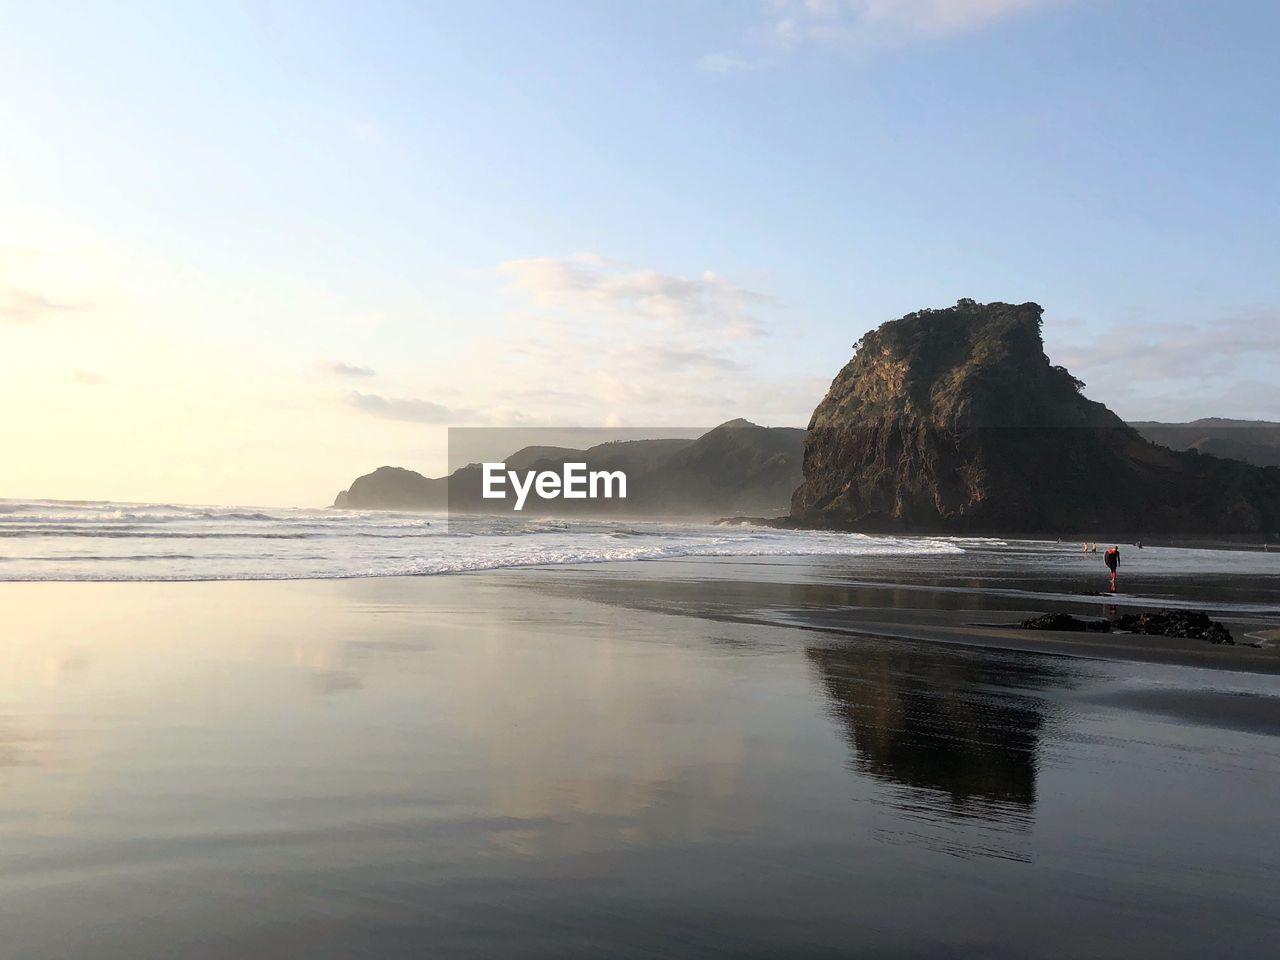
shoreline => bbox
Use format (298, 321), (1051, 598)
(726, 515), (1280, 551)
(5, 557), (1278, 958)
(491, 559), (1280, 677)
(5, 551), (1280, 676)
(774, 607), (1280, 676)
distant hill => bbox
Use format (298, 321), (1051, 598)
(333, 420), (804, 518)
(624, 419), (803, 516)
(789, 299), (1280, 537)
(1132, 418), (1280, 468)
(334, 466), (446, 510)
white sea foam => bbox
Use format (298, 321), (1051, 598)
(9, 498), (1276, 584)
(0, 499), (963, 582)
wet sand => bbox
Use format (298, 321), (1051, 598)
(512, 555), (1280, 676)
(780, 606), (1280, 674)
(2, 558), (1279, 958)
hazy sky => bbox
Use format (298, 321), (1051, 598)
(2, 1), (1277, 506)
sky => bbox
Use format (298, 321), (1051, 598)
(2, 0), (1278, 506)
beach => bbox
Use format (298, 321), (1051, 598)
(3, 546), (1279, 958)
(7, 3), (1279, 955)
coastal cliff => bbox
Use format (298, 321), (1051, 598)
(790, 300), (1280, 536)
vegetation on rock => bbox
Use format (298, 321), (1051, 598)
(791, 299), (1280, 536)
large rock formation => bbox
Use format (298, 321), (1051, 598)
(790, 299), (1280, 537)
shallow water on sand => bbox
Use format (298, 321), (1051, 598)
(1, 564), (1278, 958)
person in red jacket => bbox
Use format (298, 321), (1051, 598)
(1104, 546), (1120, 592)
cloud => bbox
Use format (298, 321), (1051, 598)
(71, 370), (104, 386)
(479, 253), (817, 426)
(1051, 310), (1280, 384)
(318, 360), (376, 377)
(354, 254), (811, 433)
(1214, 380), (1280, 420)
(791, 0), (1058, 40)
(345, 391), (471, 425)
(1, 287), (76, 323)
(497, 254), (770, 339)
(1047, 307), (1280, 420)
(615, 345), (743, 375)
(709, 0), (1065, 67)
(698, 52), (753, 74)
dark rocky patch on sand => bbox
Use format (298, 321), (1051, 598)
(1114, 609), (1235, 645)
(1021, 608), (1234, 645)
(1020, 612), (1112, 633)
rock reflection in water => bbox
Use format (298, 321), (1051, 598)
(807, 640), (1067, 860)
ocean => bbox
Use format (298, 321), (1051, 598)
(0, 498), (966, 582)
(3, 498), (1279, 595)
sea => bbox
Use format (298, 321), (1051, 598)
(0, 497), (969, 582)
(4, 499), (1280, 957)
(3, 497), (1279, 589)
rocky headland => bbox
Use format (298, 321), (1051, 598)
(789, 299), (1280, 537)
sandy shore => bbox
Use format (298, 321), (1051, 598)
(502, 558), (1280, 676)
(776, 605), (1280, 675)
(3, 564), (1279, 958)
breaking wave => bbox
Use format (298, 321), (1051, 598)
(0, 498), (963, 582)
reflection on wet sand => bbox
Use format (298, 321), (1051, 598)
(806, 641), (1069, 860)
(3, 571), (1280, 958)
(521, 568), (1080, 861)
(519, 571), (1059, 826)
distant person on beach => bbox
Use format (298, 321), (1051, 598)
(1104, 546), (1120, 592)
